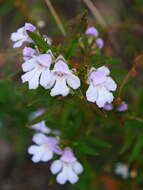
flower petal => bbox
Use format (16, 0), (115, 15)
(31, 121), (51, 134)
(56, 168), (67, 185)
(21, 68), (41, 89)
(40, 68), (53, 88)
(22, 58), (36, 72)
(67, 166), (79, 184)
(41, 150), (53, 162)
(53, 60), (70, 74)
(32, 133), (47, 145)
(50, 78), (69, 97)
(36, 54), (52, 67)
(66, 74), (80, 89)
(96, 86), (114, 108)
(10, 33), (22, 42)
(50, 160), (63, 174)
(97, 66), (110, 76)
(86, 84), (98, 103)
(13, 39), (25, 48)
(72, 161), (84, 175)
(104, 77), (117, 91)
(31, 150), (43, 163)
(28, 145), (39, 154)
(36, 53), (52, 68)
(25, 23), (36, 31)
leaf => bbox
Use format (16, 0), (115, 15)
(85, 136), (111, 148)
(65, 34), (80, 59)
(27, 31), (50, 53)
(76, 142), (98, 156)
(129, 134), (143, 161)
(64, 10), (88, 59)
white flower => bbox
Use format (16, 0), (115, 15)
(45, 56), (80, 97)
(86, 66), (117, 108)
(50, 148), (83, 185)
(28, 133), (61, 163)
(10, 23), (36, 48)
(114, 163), (129, 179)
(21, 50), (53, 89)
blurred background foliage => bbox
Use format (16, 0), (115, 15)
(0, 0), (143, 190)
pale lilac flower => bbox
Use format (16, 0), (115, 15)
(50, 148), (83, 185)
(117, 102), (128, 112)
(29, 109), (45, 121)
(21, 50), (53, 89)
(23, 47), (39, 61)
(114, 163), (129, 179)
(10, 23), (36, 48)
(96, 38), (104, 49)
(31, 121), (51, 134)
(29, 109), (61, 135)
(85, 27), (98, 37)
(46, 56), (80, 97)
(28, 133), (61, 163)
(103, 103), (113, 111)
(86, 66), (117, 108)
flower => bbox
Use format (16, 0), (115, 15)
(96, 38), (104, 49)
(103, 103), (113, 111)
(117, 102), (128, 112)
(85, 26), (98, 37)
(45, 56), (80, 97)
(29, 109), (45, 121)
(114, 162), (129, 179)
(50, 148), (83, 185)
(31, 121), (51, 134)
(28, 133), (61, 163)
(86, 66), (117, 108)
(29, 109), (51, 134)
(29, 109), (61, 135)
(21, 50), (53, 89)
(23, 47), (39, 61)
(10, 23), (36, 48)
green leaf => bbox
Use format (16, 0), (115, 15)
(85, 136), (111, 148)
(129, 134), (143, 161)
(27, 31), (50, 53)
(63, 10), (88, 59)
(65, 34), (80, 59)
(77, 142), (98, 156)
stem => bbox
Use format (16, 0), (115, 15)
(44, 0), (66, 36)
(82, 0), (107, 27)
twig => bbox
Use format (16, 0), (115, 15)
(44, 0), (66, 36)
(82, 0), (121, 54)
(82, 0), (107, 27)
(126, 115), (143, 123)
